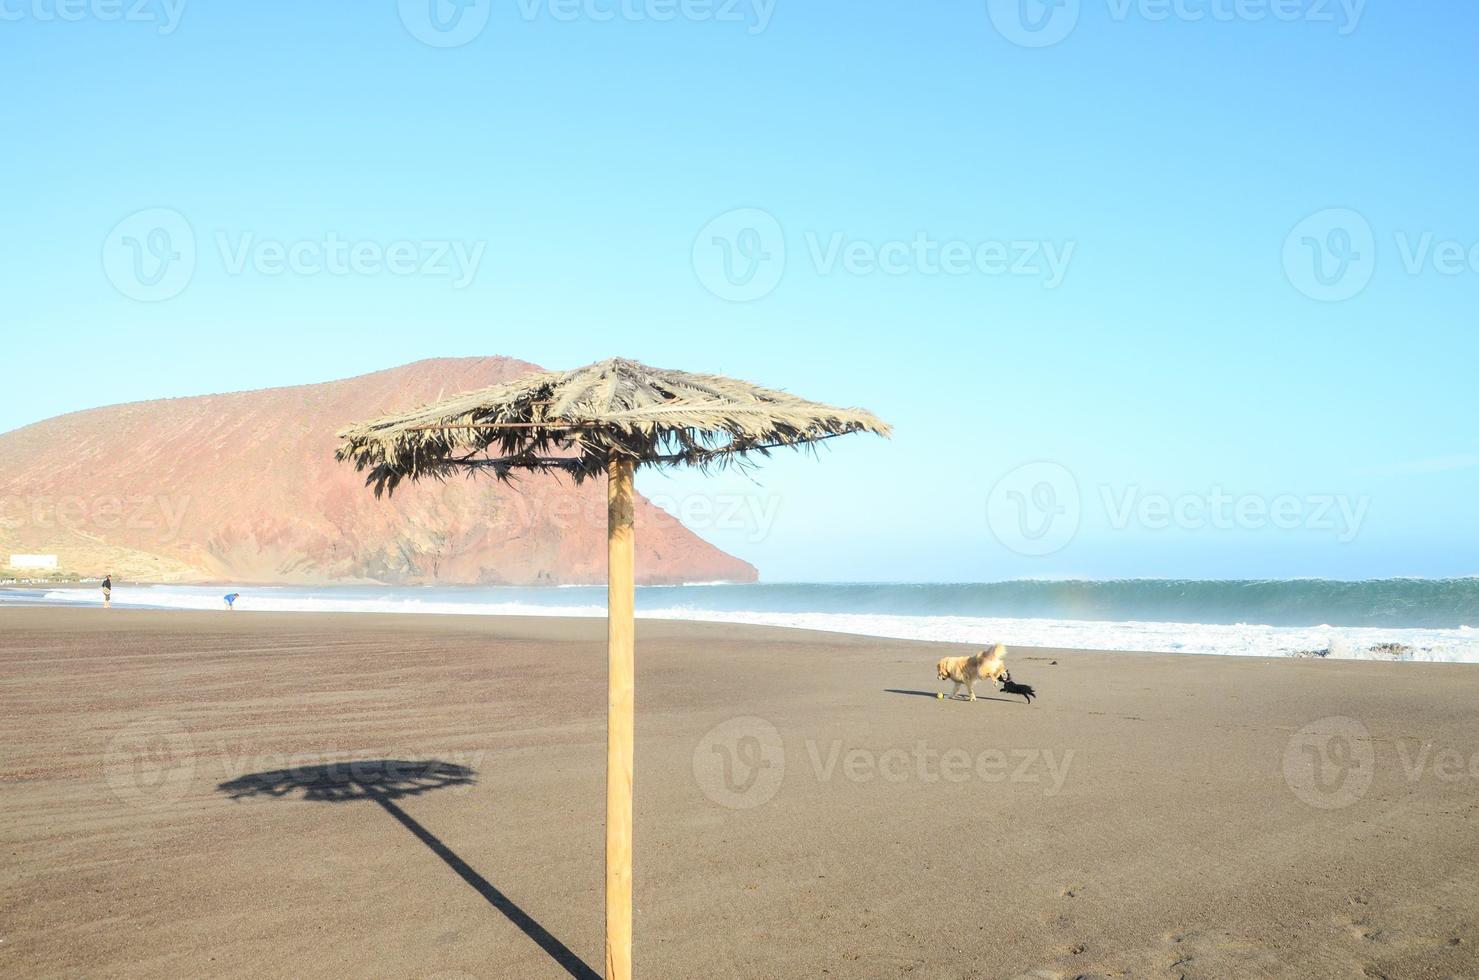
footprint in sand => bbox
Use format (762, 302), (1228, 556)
(1157, 929), (1285, 978)
(1038, 911), (1073, 929)
(1006, 967), (1120, 980)
(1345, 921), (1386, 943)
(1010, 942), (1125, 980)
(1334, 913), (1472, 978)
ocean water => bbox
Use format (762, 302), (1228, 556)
(8, 579), (1479, 664)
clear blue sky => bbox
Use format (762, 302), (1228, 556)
(3, 1), (1476, 582)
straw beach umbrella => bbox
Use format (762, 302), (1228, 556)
(336, 357), (889, 979)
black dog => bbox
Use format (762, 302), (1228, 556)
(999, 673), (1036, 704)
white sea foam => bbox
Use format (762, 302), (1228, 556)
(38, 587), (608, 619)
(29, 585), (1479, 664)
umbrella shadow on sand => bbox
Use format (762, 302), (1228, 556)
(218, 760), (598, 980)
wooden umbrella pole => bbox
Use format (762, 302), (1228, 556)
(605, 455), (636, 980)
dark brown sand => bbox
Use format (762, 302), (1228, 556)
(2, 608), (1477, 979)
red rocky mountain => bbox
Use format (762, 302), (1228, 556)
(0, 358), (758, 585)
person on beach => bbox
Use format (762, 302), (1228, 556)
(224, 593), (240, 611)
(102, 574), (112, 609)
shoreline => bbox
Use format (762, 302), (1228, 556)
(6, 584), (1477, 664)
(8, 604), (1479, 670)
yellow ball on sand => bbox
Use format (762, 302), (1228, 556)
(936, 692), (944, 700)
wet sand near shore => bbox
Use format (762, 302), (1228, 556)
(2, 607), (1477, 978)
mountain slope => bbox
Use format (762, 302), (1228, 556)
(0, 358), (758, 585)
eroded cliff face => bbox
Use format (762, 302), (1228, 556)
(0, 357), (758, 585)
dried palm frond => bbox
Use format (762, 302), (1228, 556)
(336, 358), (890, 495)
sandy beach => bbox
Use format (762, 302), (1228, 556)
(2, 607), (1476, 979)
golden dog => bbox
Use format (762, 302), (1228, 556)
(936, 644), (1010, 701)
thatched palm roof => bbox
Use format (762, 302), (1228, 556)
(337, 358), (891, 494)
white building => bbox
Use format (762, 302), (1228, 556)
(8, 555), (59, 570)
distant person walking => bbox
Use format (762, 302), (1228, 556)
(101, 574), (112, 609)
(224, 592), (240, 611)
